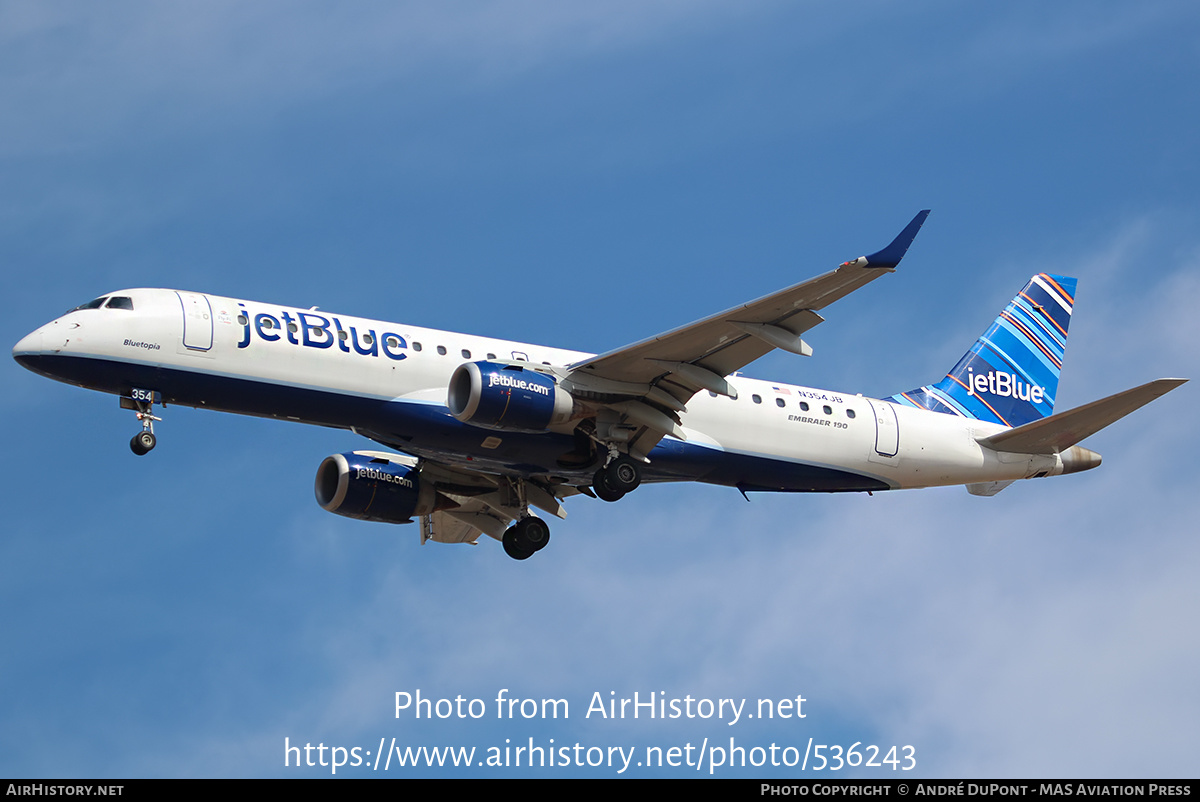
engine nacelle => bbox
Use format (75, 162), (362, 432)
(314, 451), (437, 524)
(447, 361), (576, 432)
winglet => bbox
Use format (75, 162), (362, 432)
(863, 209), (931, 268)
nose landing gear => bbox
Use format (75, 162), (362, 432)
(120, 391), (162, 456)
(130, 429), (157, 456)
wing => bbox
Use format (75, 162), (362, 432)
(420, 469), (582, 546)
(563, 211), (931, 458)
(350, 440), (581, 545)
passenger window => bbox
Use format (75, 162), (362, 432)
(413, 342), (422, 351)
(437, 345), (447, 356)
(752, 394), (762, 404)
(775, 398), (785, 407)
(847, 409), (856, 419)
(799, 402), (809, 411)
(823, 405), (832, 415)
(462, 349), (471, 359)
(487, 353), (496, 360)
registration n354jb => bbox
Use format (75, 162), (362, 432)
(13, 212), (1185, 559)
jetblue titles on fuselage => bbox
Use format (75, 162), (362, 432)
(235, 303), (409, 361)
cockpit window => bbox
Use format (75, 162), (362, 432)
(73, 297), (108, 311)
(105, 296), (134, 310)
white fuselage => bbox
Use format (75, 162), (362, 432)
(13, 288), (1071, 493)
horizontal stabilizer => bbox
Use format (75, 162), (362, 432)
(979, 378), (1187, 454)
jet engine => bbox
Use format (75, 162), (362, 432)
(314, 451), (438, 524)
(447, 361), (577, 432)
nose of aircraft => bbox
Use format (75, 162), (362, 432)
(12, 327), (45, 363)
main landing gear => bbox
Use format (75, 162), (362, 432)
(499, 454), (641, 560)
(495, 477), (553, 561)
(592, 455), (642, 503)
(502, 516), (551, 561)
(120, 392), (162, 456)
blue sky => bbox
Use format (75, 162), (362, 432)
(3, 0), (1198, 778)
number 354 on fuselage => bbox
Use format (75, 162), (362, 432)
(12, 211), (1187, 560)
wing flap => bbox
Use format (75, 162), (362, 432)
(422, 505), (508, 544)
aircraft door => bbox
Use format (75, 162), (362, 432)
(866, 398), (899, 459)
(176, 292), (214, 352)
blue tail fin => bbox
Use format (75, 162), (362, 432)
(890, 274), (1077, 427)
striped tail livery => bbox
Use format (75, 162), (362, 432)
(890, 274), (1076, 427)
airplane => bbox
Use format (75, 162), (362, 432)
(12, 211), (1187, 560)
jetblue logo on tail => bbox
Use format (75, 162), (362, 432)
(889, 273), (1076, 428)
(965, 368), (1045, 404)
